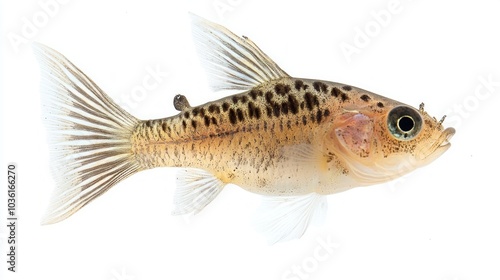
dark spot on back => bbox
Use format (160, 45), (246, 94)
(232, 96), (239, 104)
(146, 120), (153, 127)
(248, 102), (255, 119)
(182, 120), (187, 129)
(222, 102), (230, 112)
(162, 122), (168, 133)
(331, 87), (341, 97)
(295, 80), (309, 91)
(304, 92), (319, 111)
(241, 95), (248, 103)
(340, 92), (349, 102)
(228, 109), (237, 124)
(332, 87), (349, 102)
(342, 85), (352, 91)
(248, 102), (262, 119)
(211, 117), (218, 125)
(266, 106), (272, 117)
(288, 94), (299, 114)
(265, 91), (274, 104)
(360, 94), (371, 102)
(316, 110), (323, 123)
(192, 108), (200, 116)
(236, 108), (244, 121)
(313, 82), (321, 92)
(295, 80), (304, 91)
(281, 101), (289, 114)
(302, 115), (307, 125)
(377, 102), (384, 108)
(304, 92), (314, 111)
(313, 81), (328, 92)
(192, 120), (198, 129)
(321, 83), (328, 92)
(204, 116), (210, 127)
(249, 89), (262, 100)
(254, 107), (261, 119)
(324, 109), (330, 117)
(199, 108), (206, 118)
(275, 83), (291, 96)
(208, 104), (220, 114)
(273, 103), (281, 117)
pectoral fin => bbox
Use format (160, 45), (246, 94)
(282, 143), (330, 171)
(254, 193), (328, 244)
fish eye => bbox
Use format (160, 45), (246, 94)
(387, 106), (422, 140)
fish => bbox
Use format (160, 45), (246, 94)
(34, 14), (455, 243)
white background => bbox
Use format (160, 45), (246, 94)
(1, 0), (500, 280)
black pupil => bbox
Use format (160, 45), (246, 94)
(398, 116), (414, 132)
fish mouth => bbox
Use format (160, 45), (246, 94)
(418, 127), (455, 164)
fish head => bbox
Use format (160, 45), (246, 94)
(329, 100), (455, 185)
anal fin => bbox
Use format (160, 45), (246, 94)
(254, 193), (328, 244)
(172, 168), (225, 215)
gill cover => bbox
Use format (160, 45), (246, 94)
(334, 112), (373, 158)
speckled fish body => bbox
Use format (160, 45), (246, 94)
(35, 14), (455, 243)
(132, 78), (410, 196)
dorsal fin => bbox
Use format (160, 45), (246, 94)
(190, 13), (290, 92)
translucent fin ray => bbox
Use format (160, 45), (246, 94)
(34, 43), (141, 224)
(172, 168), (225, 215)
(254, 193), (328, 244)
(190, 13), (290, 91)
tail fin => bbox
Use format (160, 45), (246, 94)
(34, 43), (142, 224)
